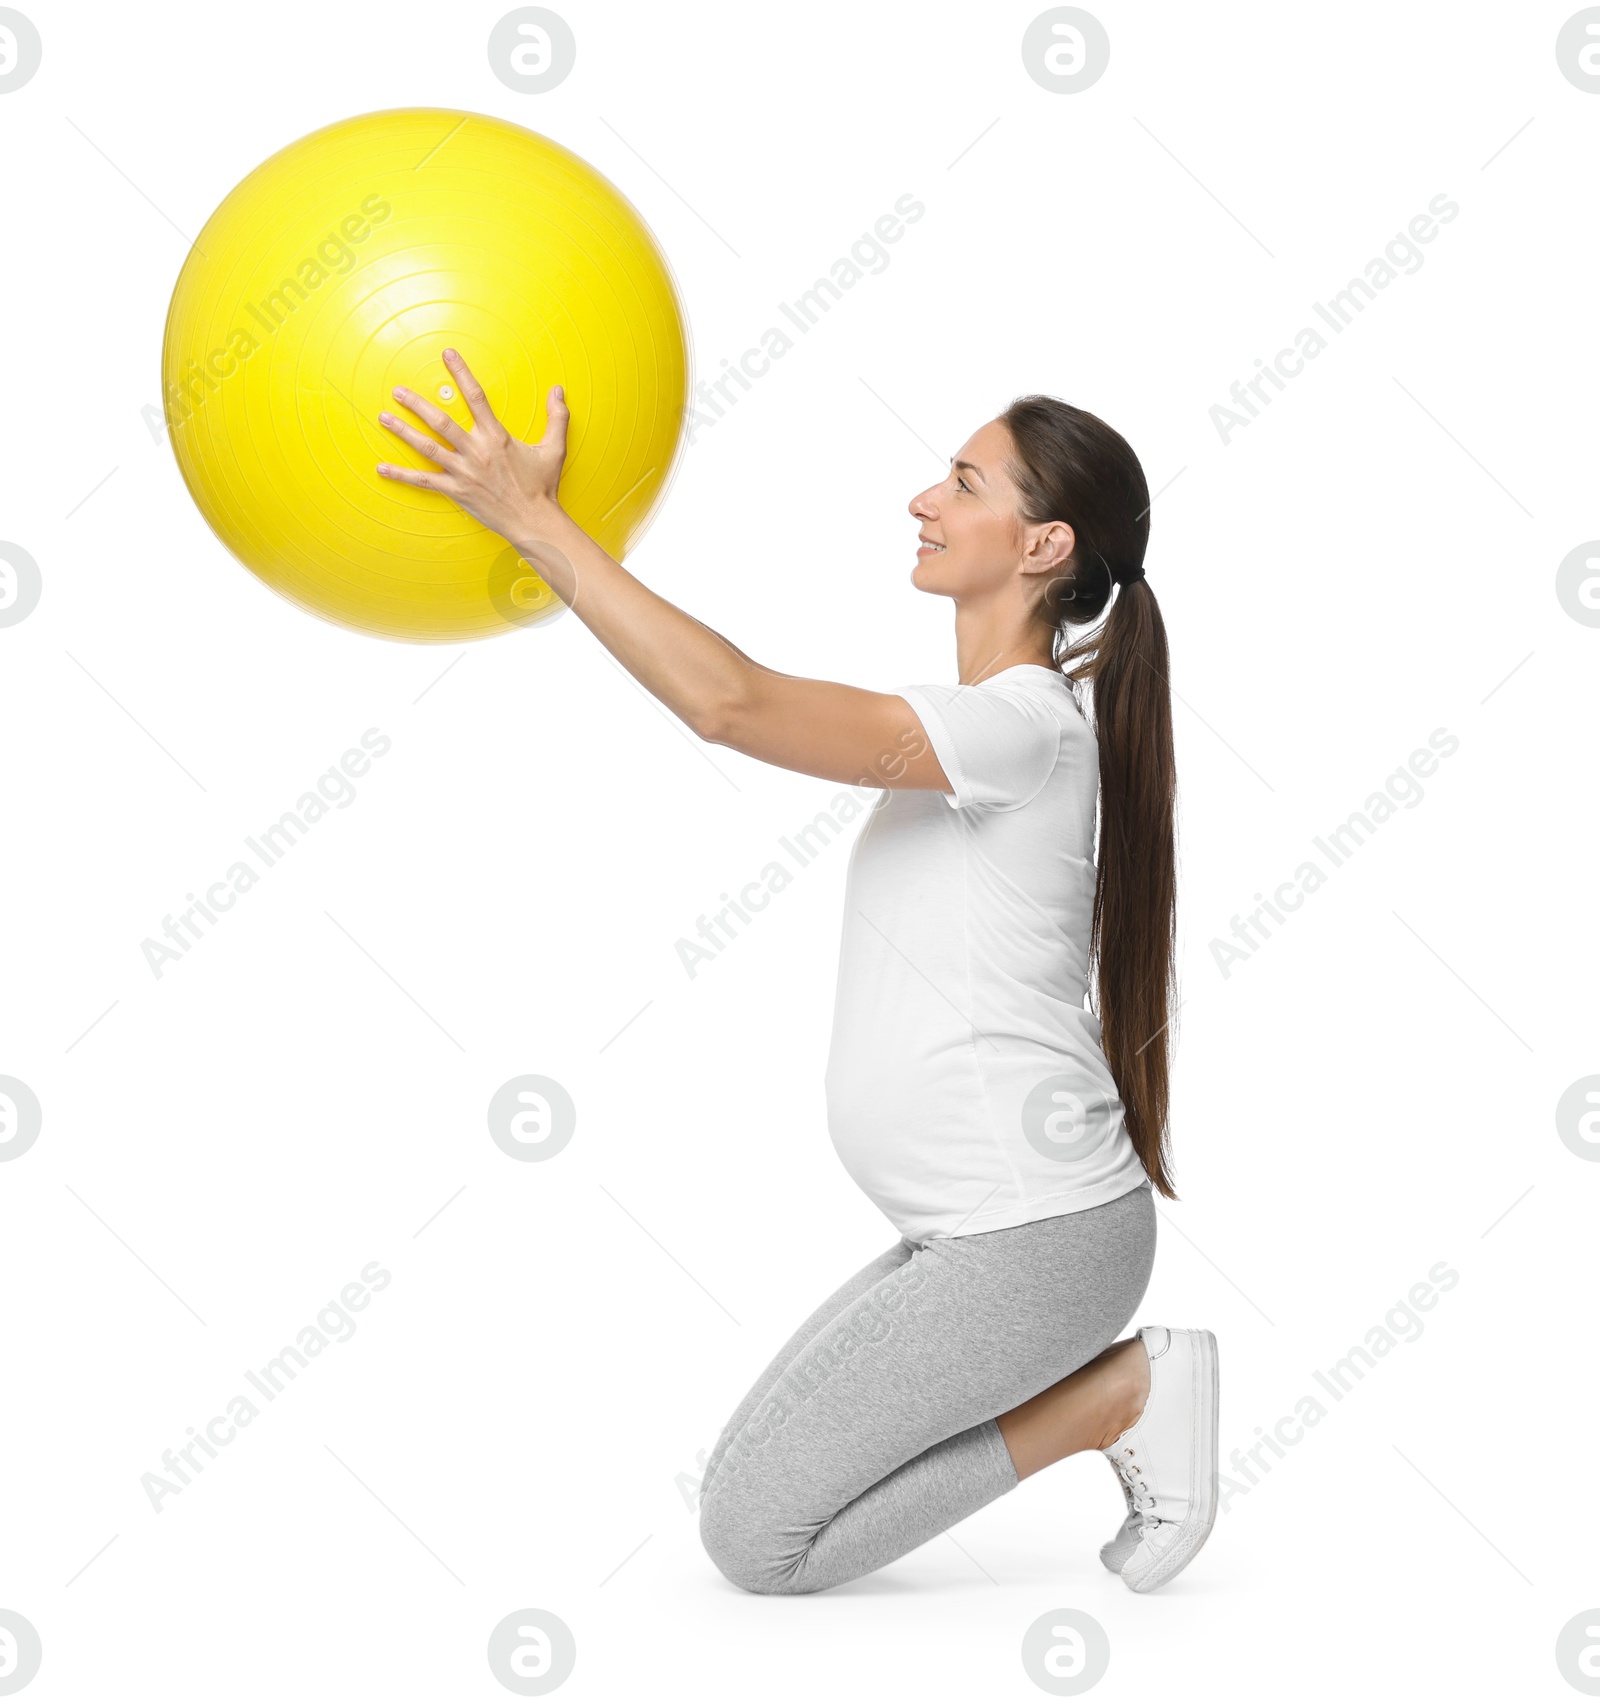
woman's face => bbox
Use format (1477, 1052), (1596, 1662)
(908, 419), (1072, 602)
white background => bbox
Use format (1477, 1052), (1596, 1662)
(2, 1), (1597, 1698)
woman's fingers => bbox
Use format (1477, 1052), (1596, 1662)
(374, 360), (568, 524)
(442, 348), (505, 437)
(375, 460), (446, 489)
(388, 385), (470, 453)
(539, 384), (569, 453)
(378, 408), (461, 465)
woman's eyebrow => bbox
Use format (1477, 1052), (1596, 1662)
(950, 457), (986, 484)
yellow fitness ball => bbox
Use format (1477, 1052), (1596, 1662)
(161, 108), (690, 643)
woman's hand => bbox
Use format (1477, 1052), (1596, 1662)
(376, 348), (568, 541)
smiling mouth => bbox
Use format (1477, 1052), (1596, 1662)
(917, 539), (946, 554)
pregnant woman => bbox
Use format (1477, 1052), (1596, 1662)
(377, 355), (1219, 1596)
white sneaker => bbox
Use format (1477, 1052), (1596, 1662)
(1099, 1326), (1219, 1593)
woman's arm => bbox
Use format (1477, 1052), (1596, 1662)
(378, 353), (949, 792)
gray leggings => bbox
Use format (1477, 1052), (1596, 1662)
(699, 1182), (1157, 1595)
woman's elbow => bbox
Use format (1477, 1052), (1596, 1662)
(689, 687), (754, 748)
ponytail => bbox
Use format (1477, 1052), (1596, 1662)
(1000, 396), (1179, 1197)
(1068, 577), (1177, 1197)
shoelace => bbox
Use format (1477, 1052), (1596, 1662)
(1112, 1444), (1160, 1535)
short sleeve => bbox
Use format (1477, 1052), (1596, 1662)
(900, 681), (1064, 811)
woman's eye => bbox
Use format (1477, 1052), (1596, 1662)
(956, 477), (970, 492)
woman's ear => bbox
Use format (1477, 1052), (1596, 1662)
(1020, 520), (1075, 580)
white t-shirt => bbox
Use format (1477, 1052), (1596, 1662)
(824, 664), (1151, 1241)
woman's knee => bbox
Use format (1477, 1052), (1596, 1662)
(698, 1480), (812, 1596)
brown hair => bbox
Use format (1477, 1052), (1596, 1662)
(1000, 395), (1179, 1197)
